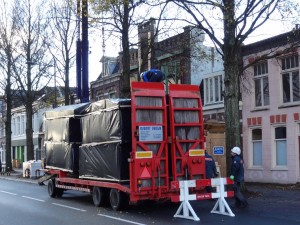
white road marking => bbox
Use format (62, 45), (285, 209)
(22, 196), (45, 202)
(52, 203), (86, 212)
(0, 190), (17, 195)
(98, 214), (147, 225)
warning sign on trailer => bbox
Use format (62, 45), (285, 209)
(139, 126), (163, 141)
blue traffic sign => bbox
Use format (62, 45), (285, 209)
(213, 146), (224, 155)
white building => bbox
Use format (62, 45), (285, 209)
(11, 104), (48, 165)
(242, 29), (300, 184)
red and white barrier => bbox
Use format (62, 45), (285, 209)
(173, 180), (200, 221)
(210, 178), (235, 217)
(172, 178), (235, 221)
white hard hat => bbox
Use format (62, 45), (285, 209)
(140, 72), (144, 80)
(231, 146), (241, 155)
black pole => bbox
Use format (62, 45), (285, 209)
(76, 0), (82, 100)
(81, 0), (89, 103)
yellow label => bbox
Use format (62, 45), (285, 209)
(189, 149), (205, 156)
(136, 151), (153, 158)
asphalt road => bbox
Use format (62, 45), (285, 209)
(1, 174), (300, 225)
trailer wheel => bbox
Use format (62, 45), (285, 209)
(92, 187), (104, 207)
(56, 188), (64, 198)
(48, 179), (57, 198)
(109, 189), (128, 211)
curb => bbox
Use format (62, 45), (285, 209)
(0, 173), (39, 184)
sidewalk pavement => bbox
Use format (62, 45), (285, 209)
(0, 168), (40, 184)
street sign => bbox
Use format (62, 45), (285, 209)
(213, 146), (224, 155)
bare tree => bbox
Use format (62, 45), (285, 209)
(170, 0), (300, 174)
(89, 1), (182, 98)
(49, 0), (77, 105)
(90, 0), (149, 97)
(12, 0), (53, 161)
(0, 0), (20, 171)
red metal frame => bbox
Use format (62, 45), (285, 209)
(168, 84), (205, 182)
(130, 82), (169, 202)
(47, 169), (131, 194)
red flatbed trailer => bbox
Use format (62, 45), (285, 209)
(43, 82), (209, 211)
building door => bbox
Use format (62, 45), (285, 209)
(20, 146), (24, 163)
(12, 146), (15, 159)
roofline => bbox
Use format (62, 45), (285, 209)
(242, 28), (300, 56)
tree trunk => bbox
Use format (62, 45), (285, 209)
(26, 101), (34, 161)
(26, 57), (34, 161)
(222, 0), (241, 175)
(120, 2), (131, 98)
(5, 72), (12, 172)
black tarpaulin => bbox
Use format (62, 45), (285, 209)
(45, 142), (79, 174)
(84, 99), (130, 113)
(81, 99), (131, 144)
(44, 103), (89, 173)
(44, 102), (90, 119)
(45, 117), (81, 143)
(79, 142), (131, 181)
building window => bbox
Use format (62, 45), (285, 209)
(252, 128), (262, 166)
(21, 115), (25, 134)
(161, 61), (180, 83)
(281, 55), (299, 103)
(109, 92), (116, 98)
(254, 61), (269, 107)
(204, 75), (223, 105)
(16, 117), (20, 135)
(275, 127), (287, 166)
(12, 118), (15, 136)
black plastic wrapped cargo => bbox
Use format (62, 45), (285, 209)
(44, 103), (90, 174)
(79, 142), (131, 181)
(45, 142), (80, 173)
(79, 99), (131, 181)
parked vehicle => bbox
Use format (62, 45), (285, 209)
(42, 82), (208, 211)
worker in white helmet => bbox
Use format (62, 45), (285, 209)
(230, 146), (248, 208)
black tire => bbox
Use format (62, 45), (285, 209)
(92, 187), (103, 207)
(48, 179), (57, 198)
(109, 189), (128, 211)
(56, 188), (64, 198)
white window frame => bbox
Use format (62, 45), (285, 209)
(204, 74), (223, 105)
(253, 61), (269, 108)
(17, 117), (20, 136)
(21, 115), (25, 135)
(281, 55), (300, 105)
(273, 126), (288, 168)
(12, 118), (15, 136)
(251, 128), (263, 167)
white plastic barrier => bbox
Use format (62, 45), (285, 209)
(23, 160), (44, 178)
(210, 178), (235, 217)
(174, 180), (200, 221)
(173, 178), (235, 221)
